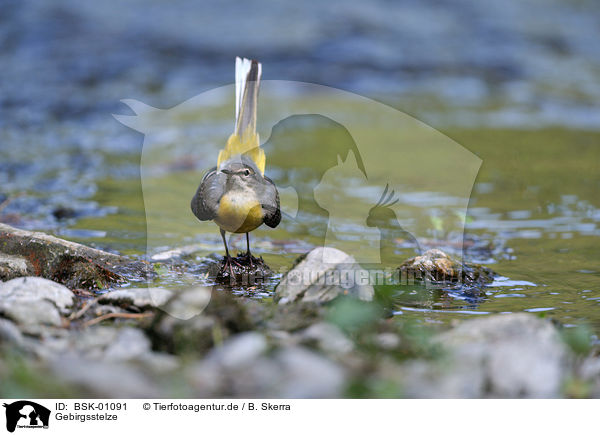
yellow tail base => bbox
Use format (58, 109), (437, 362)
(217, 132), (266, 175)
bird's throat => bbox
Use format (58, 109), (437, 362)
(215, 190), (264, 233)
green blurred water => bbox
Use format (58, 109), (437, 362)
(67, 116), (600, 330)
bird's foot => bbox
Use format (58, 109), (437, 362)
(221, 255), (243, 277)
(215, 253), (272, 285)
(244, 251), (254, 267)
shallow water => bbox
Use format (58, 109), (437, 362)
(49, 121), (599, 330)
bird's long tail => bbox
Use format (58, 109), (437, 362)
(217, 57), (266, 175)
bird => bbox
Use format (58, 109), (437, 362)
(190, 57), (280, 277)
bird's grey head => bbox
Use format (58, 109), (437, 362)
(219, 157), (264, 190)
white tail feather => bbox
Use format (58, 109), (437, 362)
(234, 57), (248, 127)
(218, 57), (265, 174)
(234, 57), (261, 137)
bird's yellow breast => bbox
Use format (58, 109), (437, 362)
(215, 191), (264, 233)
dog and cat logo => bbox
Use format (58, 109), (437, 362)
(2, 401), (50, 432)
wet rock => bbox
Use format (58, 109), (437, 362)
(401, 313), (568, 398)
(0, 277), (74, 327)
(0, 223), (153, 289)
(275, 247), (374, 304)
(100, 287), (174, 311)
(398, 248), (496, 287)
(213, 253), (272, 286)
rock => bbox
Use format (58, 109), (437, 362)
(212, 253), (272, 286)
(401, 313), (568, 398)
(188, 340), (346, 398)
(0, 277), (74, 327)
(49, 356), (160, 398)
(399, 358), (484, 399)
(0, 318), (23, 345)
(375, 332), (401, 350)
(100, 287), (174, 311)
(268, 302), (327, 332)
(0, 223), (153, 289)
(205, 332), (268, 370)
(163, 285), (212, 320)
(0, 253), (31, 280)
(57, 327), (121, 360)
(299, 322), (354, 355)
(186, 332), (271, 397)
(149, 289), (253, 356)
(200, 289), (257, 332)
(151, 313), (217, 355)
(30, 325), (152, 364)
(37, 324), (177, 373)
(580, 356), (600, 381)
(274, 346), (346, 398)
(275, 247), (374, 304)
(398, 248), (496, 287)
(103, 328), (152, 362)
(185, 362), (227, 397)
(579, 355), (600, 398)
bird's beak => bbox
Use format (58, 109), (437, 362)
(221, 169), (233, 175)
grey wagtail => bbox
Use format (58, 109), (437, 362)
(190, 57), (280, 276)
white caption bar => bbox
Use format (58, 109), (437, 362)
(0, 399), (594, 434)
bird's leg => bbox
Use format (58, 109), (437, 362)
(220, 229), (245, 278)
(220, 229), (235, 277)
(246, 232), (253, 267)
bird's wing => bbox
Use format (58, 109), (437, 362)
(262, 175), (281, 228)
(190, 167), (222, 221)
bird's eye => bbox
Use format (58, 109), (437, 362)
(244, 169), (250, 176)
